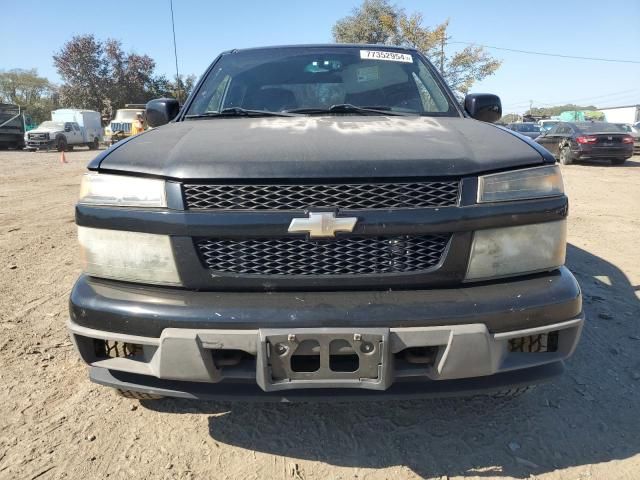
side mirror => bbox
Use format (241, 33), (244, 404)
(146, 98), (180, 127)
(464, 93), (502, 123)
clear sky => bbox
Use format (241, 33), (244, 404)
(2, 0), (639, 114)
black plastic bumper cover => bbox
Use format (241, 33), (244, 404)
(69, 267), (581, 337)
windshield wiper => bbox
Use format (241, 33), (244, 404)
(285, 104), (412, 116)
(185, 107), (298, 119)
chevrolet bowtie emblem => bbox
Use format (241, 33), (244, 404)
(288, 212), (358, 238)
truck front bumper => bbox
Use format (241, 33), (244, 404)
(26, 139), (54, 149)
(69, 267), (583, 400)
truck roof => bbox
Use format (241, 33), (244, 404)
(225, 43), (419, 54)
(53, 108), (100, 114)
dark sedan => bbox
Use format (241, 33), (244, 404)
(535, 121), (634, 165)
(506, 122), (542, 139)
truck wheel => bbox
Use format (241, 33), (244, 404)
(66, 145), (74, 152)
(115, 389), (163, 400)
(559, 146), (573, 165)
(56, 137), (67, 152)
(89, 138), (99, 150)
(611, 158), (626, 165)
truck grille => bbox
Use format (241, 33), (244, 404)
(110, 122), (131, 133)
(195, 234), (450, 275)
(28, 132), (49, 140)
(183, 181), (460, 210)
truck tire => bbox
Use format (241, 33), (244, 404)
(89, 138), (99, 150)
(56, 136), (67, 152)
(559, 146), (573, 165)
(115, 389), (163, 400)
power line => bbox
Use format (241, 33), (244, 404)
(503, 89), (640, 109)
(169, 0), (181, 102)
(505, 89), (639, 107)
(449, 40), (640, 65)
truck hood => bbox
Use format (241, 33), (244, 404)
(97, 116), (549, 179)
(29, 127), (63, 135)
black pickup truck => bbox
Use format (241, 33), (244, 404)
(69, 44), (583, 401)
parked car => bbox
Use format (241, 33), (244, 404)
(613, 123), (640, 155)
(69, 44), (583, 401)
(26, 109), (102, 151)
(536, 121), (634, 165)
(506, 122), (542, 139)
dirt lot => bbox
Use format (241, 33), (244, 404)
(0, 149), (639, 480)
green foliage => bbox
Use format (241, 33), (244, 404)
(526, 104), (598, 117)
(149, 74), (197, 103)
(584, 111), (605, 120)
(332, 0), (502, 95)
(333, 0), (401, 45)
(0, 68), (58, 123)
(53, 34), (195, 118)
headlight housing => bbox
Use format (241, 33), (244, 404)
(78, 227), (181, 285)
(478, 165), (563, 203)
(465, 220), (566, 281)
(79, 173), (167, 207)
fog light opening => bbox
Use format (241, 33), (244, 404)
(509, 332), (559, 353)
(94, 339), (143, 359)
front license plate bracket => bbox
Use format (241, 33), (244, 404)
(256, 328), (391, 391)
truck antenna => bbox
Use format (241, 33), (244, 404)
(169, 0), (181, 103)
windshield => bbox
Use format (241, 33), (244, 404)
(186, 46), (458, 117)
(114, 110), (143, 122)
(514, 123), (540, 132)
(39, 121), (64, 129)
(576, 122), (626, 133)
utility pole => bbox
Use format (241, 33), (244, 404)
(169, 0), (181, 103)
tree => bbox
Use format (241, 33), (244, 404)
(0, 68), (58, 123)
(527, 104), (598, 117)
(53, 35), (107, 113)
(53, 34), (186, 117)
(332, 0), (502, 96)
(150, 74), (198, 103)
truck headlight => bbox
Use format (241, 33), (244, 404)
(478, 165), (563, 203)
(79, 173), (166, 207)
(78, 227), (181, 285)
(465, 221), (566, 281)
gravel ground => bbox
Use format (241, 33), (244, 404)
(0, 149), (639, 480)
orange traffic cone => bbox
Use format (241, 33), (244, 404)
(60, 150), (68, 164)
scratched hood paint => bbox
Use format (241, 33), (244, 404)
(97, 116), (549, 179)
